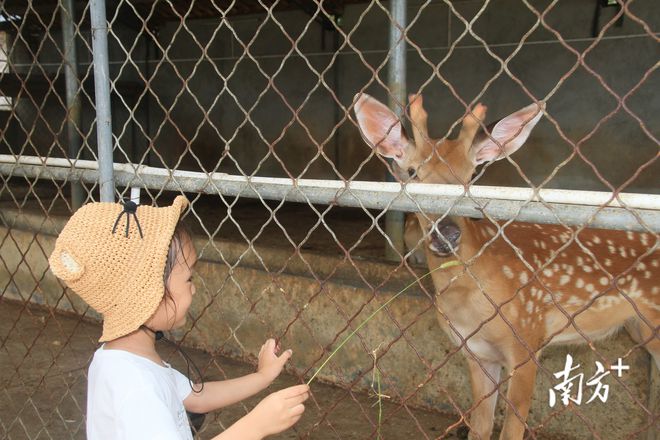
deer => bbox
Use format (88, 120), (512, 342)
(353, 92), (659, 439)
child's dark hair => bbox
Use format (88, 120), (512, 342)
(160, 220), (203, 393)
(163, 220), (193, 297)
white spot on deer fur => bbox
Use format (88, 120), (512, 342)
(606, 239), (614, 246)
(639, 298), (660, 312)
(576, 256), (584, 266)
(585, 283), (595, 293)
(604, 258), (613, 267)
(608, 245), (616, 254)
(599, 277), (609, 286)
(519, 272), (529, 284)
(502, 265), (514, 279)
(583, 265), (593, 273)
(637, 262), (647, 271)
(592, 236), (601, 244)
(630, 248), (637, 257)
(543, 268), (553, 277)
(644, 271), (651, 279)
(652, 287), (659, 295)
(526, 301), (534, 314)
(652, 260), (659, 268)
(576, 278), (585, 288)
(533, 240), (540, 248)
(619, 246), (627, 258)
(551, 236), (559, 244)
(628, 278), (643, 299)
(640, 233), (649, 246)
(553, 263), (560, 272)
(594, 295), (623, 310)
(534, 224), (543, 230)
(566, 265), (574, 275)
(567, 296), (584, 306)
(626, 231), (635, 240)
(530, 287), (544, 300)
(559, 275), (570, 286)
(540, 241), (547, 250)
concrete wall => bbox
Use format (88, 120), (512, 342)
(2, 0), (658, 193)
(1, 208), (657, 439)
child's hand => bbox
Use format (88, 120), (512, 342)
(247, 384), (309, 438)
(257, 338), (292, 384)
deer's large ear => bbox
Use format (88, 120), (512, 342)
(354, 93), (410, 163)
(470, 102), (544, 165)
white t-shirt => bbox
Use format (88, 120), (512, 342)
(87, 345), (193, 440)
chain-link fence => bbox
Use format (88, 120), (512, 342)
(1, 1), (658, 439)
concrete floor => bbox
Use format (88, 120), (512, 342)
(0, 299), (468, 440)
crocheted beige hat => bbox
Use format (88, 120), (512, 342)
(49, 196), (188, 342)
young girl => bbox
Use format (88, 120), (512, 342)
(49, 195), (309, 439)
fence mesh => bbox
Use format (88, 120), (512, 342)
(1, 1), (658, 439)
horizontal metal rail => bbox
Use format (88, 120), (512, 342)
(1, 155), (659, 232)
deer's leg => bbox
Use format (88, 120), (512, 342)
(625, 317), (660, 369)
(498, 355), (539, 440)
(466, 357), (501, 440)
(625, 317), (660, 440)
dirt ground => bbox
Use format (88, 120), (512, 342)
(1, 299), (468, 440)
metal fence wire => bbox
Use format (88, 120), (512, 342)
(0, 0), (658, 439)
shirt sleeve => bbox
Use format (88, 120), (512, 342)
(171, 367), (194, 402)
(114, 384), (187, 440)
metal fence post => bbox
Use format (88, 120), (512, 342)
(90, 0), (115, 202)
(60, 0), (85, 209)
(385, 0), (407, 261)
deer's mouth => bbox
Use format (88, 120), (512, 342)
(428, 219), (461, 257)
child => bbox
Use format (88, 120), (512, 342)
(49, 195), (309, 439)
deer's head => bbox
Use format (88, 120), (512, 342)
(354, 93), (543, 257)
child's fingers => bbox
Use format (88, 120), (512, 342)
(289, 414), (303, 427)
(286, 391), (309, 406)
(264, 338), (276, 353)
(289, 403), (305, 416)
(277, 348), (293, 364)
(280, 384), (309, 398)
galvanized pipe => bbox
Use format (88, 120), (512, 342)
(2, 158), (658, 233)
(89, 0), (115, 202)
(386, 0), (407, 259)
(60, 0), (85, 209)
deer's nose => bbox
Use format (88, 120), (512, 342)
(429, 221), (461, 257)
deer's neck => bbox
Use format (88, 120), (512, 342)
(424, 216), (494, 296)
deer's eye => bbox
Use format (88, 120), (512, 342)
(407, 168), (416, 178)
